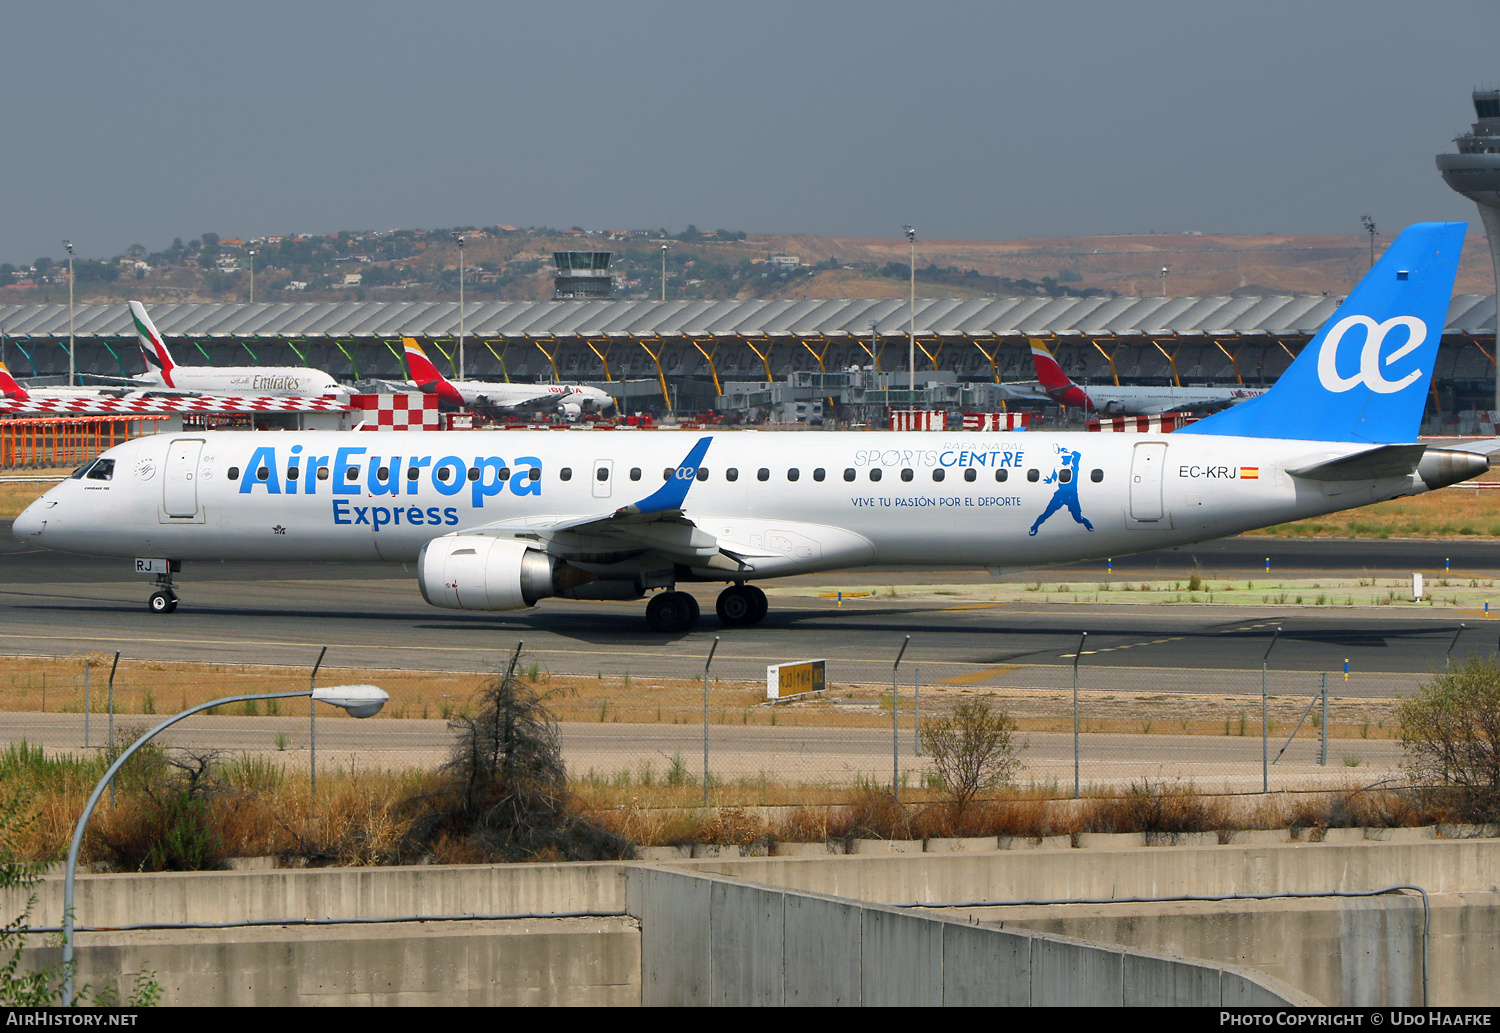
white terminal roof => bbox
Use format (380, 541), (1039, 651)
(0, 295), (1493, 339)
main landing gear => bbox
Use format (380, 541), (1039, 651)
(643, 583), (768, 633)
(715, 583), (767, 627)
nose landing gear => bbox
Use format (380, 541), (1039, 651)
(147, 570), (179, 614)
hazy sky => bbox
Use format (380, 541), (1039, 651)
(7, 1), (1500, 263)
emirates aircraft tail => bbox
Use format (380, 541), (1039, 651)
(0, 363), (30, 400)
(1028, 339), (1094, 410)
(130, 300), (177, 387)
(403, 338), (466, 408)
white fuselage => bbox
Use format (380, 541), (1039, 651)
(135, 367), (345, 399)
(15, 429), (1423, 577)
(445, 381), (612, 411)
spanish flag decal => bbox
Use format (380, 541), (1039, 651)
(1240, 467), (1260, 480)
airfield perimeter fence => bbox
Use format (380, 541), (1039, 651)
(3, 633), (1492, 806)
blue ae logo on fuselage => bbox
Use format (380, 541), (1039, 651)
(1028, 445), (1094, 536)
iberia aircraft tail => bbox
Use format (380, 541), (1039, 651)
(0, 362), (30, 400)
(129, 301), (177, 388)
(402, 338), (466, 408)
(1028, 339), (1093, 410)
(1179, 222), (1464, 443)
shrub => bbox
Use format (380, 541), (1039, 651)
(917, 701), (1026, 812)
(1398, 656), (1500, 822)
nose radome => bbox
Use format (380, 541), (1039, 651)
(12, 498), (45, 537)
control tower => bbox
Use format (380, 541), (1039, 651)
(553, 251), (614, 300)
(1437, 88), (1500, 410)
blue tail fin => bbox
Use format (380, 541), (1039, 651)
(1177, 222), (1464, 443)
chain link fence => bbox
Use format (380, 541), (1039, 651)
(3, 628), (1488, 806)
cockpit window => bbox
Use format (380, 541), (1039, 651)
(84, 459), (115, 482)
(69, 462), (91, 479)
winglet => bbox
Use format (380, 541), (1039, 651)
(1029, 338), (1094, 411)
(403, 338), (466, 408)
(0, 362), (28, 400)
(129, 301), (176, 388)
(615, 436), (713, 517)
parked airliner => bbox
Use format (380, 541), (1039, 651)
(130, 301), (347, 399)
(1005, 339), (1267, 415)
(13, 224), (1486, 631)
(403, 338), (614, 417)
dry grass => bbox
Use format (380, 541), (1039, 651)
(0, 469), (68, 518)
(1251, 486), (1500, 539)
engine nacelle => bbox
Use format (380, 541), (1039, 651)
(1418, 447), (1491, 491)
(418, 535), (556, 611)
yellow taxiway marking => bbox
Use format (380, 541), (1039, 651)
(937, 665), (1023, 685)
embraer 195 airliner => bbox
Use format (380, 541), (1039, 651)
(12, 224), (1488, 632)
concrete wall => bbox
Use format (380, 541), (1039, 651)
(25, 917), (639, 1007)
(685, 841), (1500, 1006)
(624, 866), (1313, 1007)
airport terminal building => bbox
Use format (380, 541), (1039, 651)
(2, 293), (1496, 430)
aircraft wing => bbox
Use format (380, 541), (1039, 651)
(471, 390), (558, 410)
(994, 382), (1049, 402)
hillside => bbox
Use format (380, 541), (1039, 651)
(4, 226), (1493, 307)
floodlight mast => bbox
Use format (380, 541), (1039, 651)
(904, 225), (916, 395)
(63, 240), (74, 386)
(453, 233), (465, 380)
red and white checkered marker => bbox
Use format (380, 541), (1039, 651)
(961, 412), (1029, 431)
(0, 394), (346, 416)
(1085, 413), (1198, 433)
(349, 393), (442, 431)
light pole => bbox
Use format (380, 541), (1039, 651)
(247, 248), (257, 304)
(63, 240), (74, 386)
(660, 243), (670, 302)
(452, 233), (465, 380)
(904, 226), (916, 395)
(1361, 215), (1377, 269)
(1159, 265), (1169, 298)
(60, 683), (389, 1001)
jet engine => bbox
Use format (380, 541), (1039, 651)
(1417, 447), (1491, 490)
(418, 536), (558, 611)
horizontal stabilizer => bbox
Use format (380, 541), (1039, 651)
(1286, 444), (1426, 481)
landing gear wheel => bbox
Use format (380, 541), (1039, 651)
(746, 584), (767, 624)
(646, 590), (699, 633)
(716, 584), (764, 627)
(148, 590), (178, 614)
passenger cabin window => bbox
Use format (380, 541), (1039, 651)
(1026, 469), (1039, 482)
(596, 467), (610, 481)
(932, 468), (945, 482)
(560, 468), (572, 481)
(813, 468), (825, 482)
(869, 469), (882, 482)
(696, 468), (709, 481)
(407, 468), (421, 481)
(1091, 469), (1104, 483)
(377, 467), (389, 480)
(317, 467), (330, 481)
(996, 469), (1008, 482)
(843, 468), (856, 482)
(1059, 468), (1072, 483)
(346, 467), (360, 481)
(287, 467), (300, 481)
(964, 468), (976, 482)
(436, 468), (450, 482)
(257, 467), (270, 481)
(757, 468), (770, 481)
(726, 468), (739, 482)
(663, 468), (673, 481)
(900, 469), (913, 482)
(787, 468), (799, 482)
(85, 459), (115, 481)
(467, 468), (480, 481)
(629, 468), (641, 481)
(227, 467), (240, 481)
(528, 468), (541, 482)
